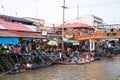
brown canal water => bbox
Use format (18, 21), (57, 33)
(1, 56), (120, 80)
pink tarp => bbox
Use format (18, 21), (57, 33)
(57, 22), (92, 28)
(0, 18), (33, 31)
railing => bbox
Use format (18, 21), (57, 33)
(73, 32), (120, 40)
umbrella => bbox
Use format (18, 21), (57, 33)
(47, 40), (58, 46)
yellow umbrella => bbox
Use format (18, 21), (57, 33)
(48, 40), (58, 46)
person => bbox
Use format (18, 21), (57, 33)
(91, 51), (95, 57)
(70, 56), (77, 63)
(1, 44), (6, 54)
(26, 63), (32, 69)
(74, 48), (79, 58)
(85, 54), (90, 63)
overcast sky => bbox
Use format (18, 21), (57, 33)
(0, 0), (120, 26)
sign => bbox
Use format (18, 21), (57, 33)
(40, 27), (51, 31)
(42, 31), (47, 36)
(42, 39), (48, 42)
(65, 34), (73, 39)
(73, 42), (79, 45)
(107, 33), (116, 36)
(67, 28), (73, 31)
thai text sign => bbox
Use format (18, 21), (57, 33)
(107, 33), (116, 36)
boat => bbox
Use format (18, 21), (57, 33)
(94, 57), (102, 60)
(115, 75), (120, 80)
(10, 69), (20, 74)
(40, 61), (54, 68)
(55, 61), (78, 65)
(55, 57), (93, 65)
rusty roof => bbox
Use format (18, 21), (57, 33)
(0, 29), (43, 38)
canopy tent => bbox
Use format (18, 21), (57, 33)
(0, 37), (19, 44)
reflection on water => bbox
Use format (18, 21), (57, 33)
(1, 56), (120, 80)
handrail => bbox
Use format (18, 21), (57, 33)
(73, 32), (120, 40)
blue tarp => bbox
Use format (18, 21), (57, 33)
(23, 37), (47, 41)
(23, 38), (33, 40)
(0, 37), (19, 44)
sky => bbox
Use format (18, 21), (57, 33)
(0, 0), (120, 26)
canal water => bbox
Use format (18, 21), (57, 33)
(1, 56), (120, 80)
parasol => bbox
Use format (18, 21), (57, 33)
(47, 40), (58, 46)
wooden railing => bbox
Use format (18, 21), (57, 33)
(73, 32), (120, 40)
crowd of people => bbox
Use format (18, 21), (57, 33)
(0, 39), (119, 61)
(0, 36), (120, 74)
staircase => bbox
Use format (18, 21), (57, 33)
(0, 54), (15, 72)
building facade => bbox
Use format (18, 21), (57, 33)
(66, 15), (103, 30)
(23, 17), (45, 26)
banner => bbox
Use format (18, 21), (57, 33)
(42, 31), (47, 36)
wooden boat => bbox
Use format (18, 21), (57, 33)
(10, 69), (19, 74)
(10, 68), (26, 74)
(30, 61), (54, 69)
(115, 75), (120, 80)
(56, 61), (89, 65)
(94, 57), (102, 60)
(40, 62), (54, 68)
(55, 61), (78, 65)
(55, 58), (93, 65)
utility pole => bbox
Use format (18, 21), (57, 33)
(61, 0), (67, 51)
(77, 4), (79, 20)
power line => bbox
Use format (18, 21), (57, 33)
(69, 0), (120, 9)
(0, 0), (5, 14)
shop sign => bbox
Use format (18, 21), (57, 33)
(65, 34), (73, 39)
(107, 33), (116, 36)
(42, 31), (47, 36)
(73, 42), (79, 45)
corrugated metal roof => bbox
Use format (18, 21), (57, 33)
(92, 15), (103, 21)
(0, 29), (42, 38)
(0, 14), (33, 25)
(57, 22), (91, 28)
(0, 30), (19, 37)
(0, 18), (33, 31)
(8, 30), (42, 38)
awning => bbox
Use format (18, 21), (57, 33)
(0, 30), (19, 37)
(65, 40), (79, 43)
(22, 37), (47, 40)
(9, 31), (42, 38)
(48, 36), (62, 43)
(0, 37), (19, 44)
(22, 37), (34, 40)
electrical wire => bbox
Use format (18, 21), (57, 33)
(0, 0), (5, 14)
(69, 0), (120, 9)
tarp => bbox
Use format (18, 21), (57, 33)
(23, 37), (47, 41)
(0, 37), (19, 44)
(22, 37), (34, 40)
